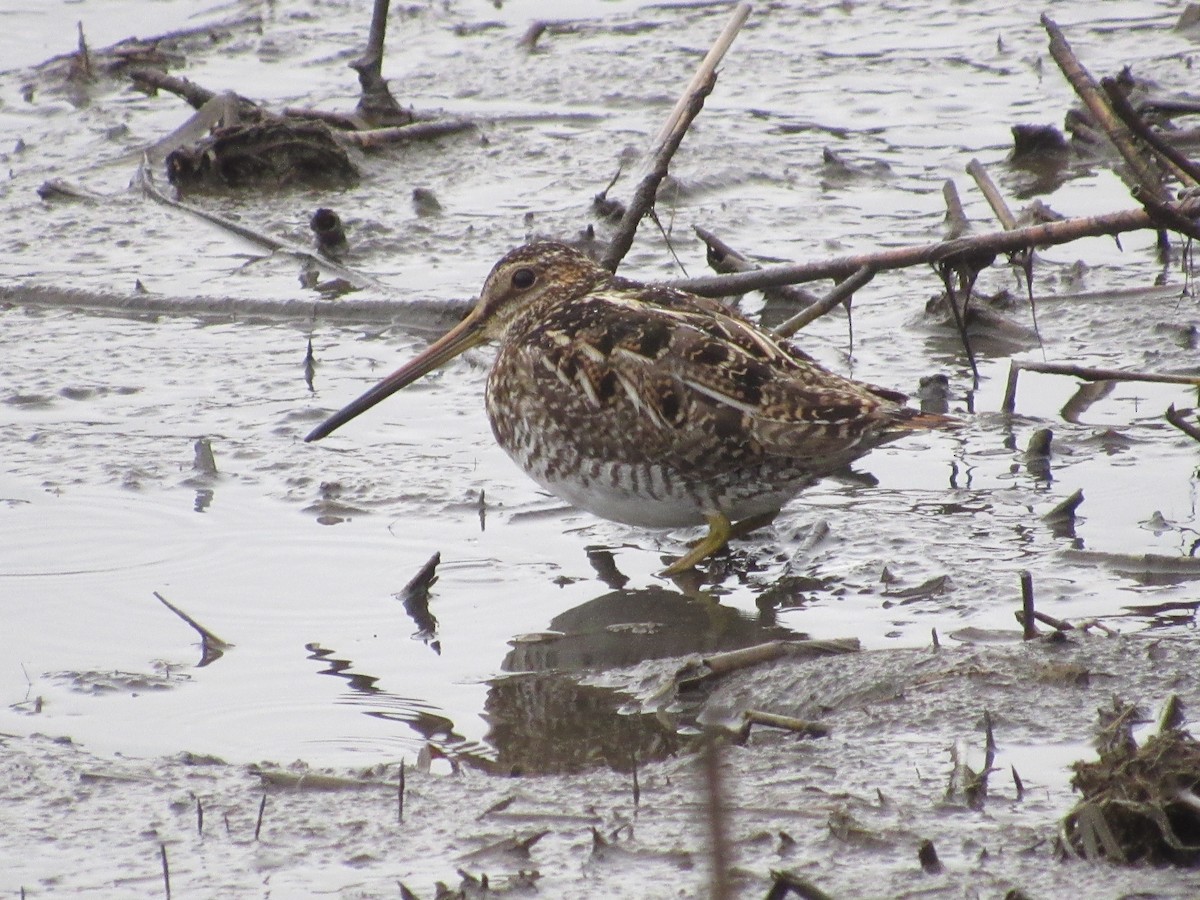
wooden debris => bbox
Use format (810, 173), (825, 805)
(310, 208), (348, 255)
(1002, 359), (1200, 414)
(1062, 695), (1200, 865)
(917, 838), (943, 874)
(671, 194), (1200, 298)
(765, 871), (835, 900)
(395, 552), (441, 647)
(600, 3), (751, 272)
(165, 120), (359, 190)
(1166, 405), (1200, 444)
(772, 266), (874, 340)
(1019, 571), (1037, 640)
(348, 0), (415, 128)
(153, 590), (230, 667)
(1043, 488), (1083, 527)
(1043, 15), (1165, 198)
(694, 227), (818, 308)
(740, 710), (829, 740)
(136, 157), (384, 290)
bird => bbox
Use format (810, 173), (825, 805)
(305, 242), (955, 575)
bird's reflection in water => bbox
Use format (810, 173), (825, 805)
(305, 576), (807, 774)
(484, 585), (805, 775)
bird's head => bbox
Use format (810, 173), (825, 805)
(304, 242), (605, 442)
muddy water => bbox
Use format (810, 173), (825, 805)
(1, 0), (1198, 788)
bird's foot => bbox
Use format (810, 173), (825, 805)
(660, 509), (780, 577)
(660, 512), (732, 576)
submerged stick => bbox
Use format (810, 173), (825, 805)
(671, 195), (1200, 297)
(254, 792), (267, 841)
(1020, 571), (1037, 640)
(702, 736), (732, 900)
(764, 872), (836, 900)
(154, 591), (231, 650)
(601, 3), (751, 272)
(338, 118), (474, 149)
(398, 760), (405, 823)
(1016, 609), (1075, 633)
(349, 0), (411, 125)
(160, 843), (170, 899)
(1166, 405), (1200, 444)
(942, 179), (969, 237)
(918, 838), (943, 874)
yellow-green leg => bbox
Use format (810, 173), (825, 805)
(659, 510), (779, 576)
(661, 512), (732, 576)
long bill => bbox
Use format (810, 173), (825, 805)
(304, 311), (487, 442)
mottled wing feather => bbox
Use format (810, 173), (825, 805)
(518, 289), (919, 471)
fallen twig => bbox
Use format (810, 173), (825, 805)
(1016, 608), (1075, 633)
(338, 118), (476, 150)
(672, 638), (859, 696)
(136, 157), (386, 290)
(1132, 185), (1200, 242)
(966, 157), (1041, 342)
(669, 195), (1200, 297)
(256, 768), (390, 790)
(772, 266), (873, 339)
(129, 66), (259, 116)
(36, 178), (105, 203)
(705, 638), (858, 676)
(741, 709), (829, 739)
(1002, 359), (1200, 414)
(1062, 549), (1200, 575)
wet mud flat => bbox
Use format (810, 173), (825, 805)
(5, 633), (1200, 898)
(2, 0), (1200, 896)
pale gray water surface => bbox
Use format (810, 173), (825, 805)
(1, 0), (1198, 784)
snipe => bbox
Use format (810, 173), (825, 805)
(306, 242), (954, 574)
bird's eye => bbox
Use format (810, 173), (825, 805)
(511, 267), (537, 290)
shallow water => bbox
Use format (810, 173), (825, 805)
(1, 0), (1198, 779)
